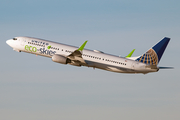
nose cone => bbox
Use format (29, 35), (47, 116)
(6, 40), (11, 45)
(6, 39), (14, 47)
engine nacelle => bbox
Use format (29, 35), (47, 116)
(52, 54), (68, 64)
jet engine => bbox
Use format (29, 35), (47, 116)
(52, 54), (69, 64)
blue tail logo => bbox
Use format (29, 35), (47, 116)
(136, 37), (170, 65)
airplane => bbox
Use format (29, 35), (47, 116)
(6, 37), (173, 74)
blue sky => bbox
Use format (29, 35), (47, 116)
(1, 0), (180, 120)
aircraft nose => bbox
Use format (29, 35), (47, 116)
(6, 39), (13, 47)
(6, 40), (10, 45)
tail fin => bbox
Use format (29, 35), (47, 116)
(136, 37), (170, 65)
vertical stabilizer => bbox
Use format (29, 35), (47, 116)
(136, 37), (170, 65)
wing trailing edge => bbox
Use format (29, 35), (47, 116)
(67, 41), (88, 66)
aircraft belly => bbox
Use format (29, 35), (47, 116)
(85, 60), (135, 73)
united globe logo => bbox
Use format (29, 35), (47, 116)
(136, 49), (158, 65)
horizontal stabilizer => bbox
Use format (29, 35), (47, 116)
(158, 67), (174, 69)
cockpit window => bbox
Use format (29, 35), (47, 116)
(13, 38), (17, 40)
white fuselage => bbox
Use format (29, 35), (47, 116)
(6, 37), (158, 74)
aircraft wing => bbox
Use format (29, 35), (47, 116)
(67, 41), (88, 66)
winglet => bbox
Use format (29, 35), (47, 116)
(78, 41), (88, 51)
(125, 49), (135, 58)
